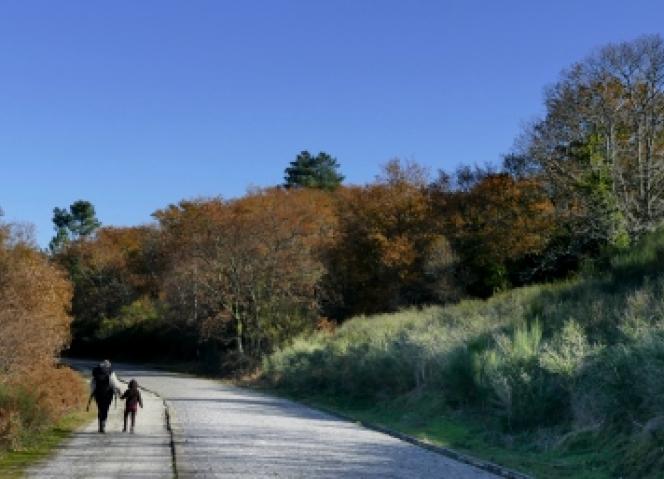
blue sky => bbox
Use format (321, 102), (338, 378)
(1, 0), (663, 247)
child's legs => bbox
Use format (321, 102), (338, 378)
(123, 409), (130, 430)
(130, 410), (136, 428)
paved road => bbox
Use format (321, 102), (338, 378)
(28, 361), (499, 479)
(25, 366), (172, 479)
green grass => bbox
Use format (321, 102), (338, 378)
(0, 408), (95, 478)
(274, 391), (617, 479)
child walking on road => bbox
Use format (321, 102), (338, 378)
(121, 379), (143, 433)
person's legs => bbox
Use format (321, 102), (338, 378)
(95, 394), (112, 433)
(97, 409), (104, 433)
(94, 398), (103, 432)
(130, 410), (136, 432)
(123, 409), (129, 432)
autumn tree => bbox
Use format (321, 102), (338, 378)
(0, 223), (72, 375)
(155, 188), (336, 366)
(440, 172), (555, 296)
(284, 150), (345, 190)
(323, 159), (450, 317)
(0, 220), (88, 451)
(527, 34), (664, 251)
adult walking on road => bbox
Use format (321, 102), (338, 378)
(86, 360), (121, 433)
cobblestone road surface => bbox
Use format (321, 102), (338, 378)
(27, 360), (500, 478)
(25, 364), (172, 479)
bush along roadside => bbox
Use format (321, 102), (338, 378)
(0, 367), (91, 477)
(261, 228), (664, 479)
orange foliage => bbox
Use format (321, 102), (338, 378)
(325, 166), (446, 316)
(0, 235), (72, 375)
(155, 188), (337, 356)
(58, 225), (161, 295)
(0, 367), (86, 450)
(444, 174), (556, 294)
(0, 224), (81, 451)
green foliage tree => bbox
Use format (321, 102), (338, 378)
(69, 200), (101, 237)
(49, 200), (101, 252)
(284, 150), (344, 190)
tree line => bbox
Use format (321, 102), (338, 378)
(4, 34), (664, 374)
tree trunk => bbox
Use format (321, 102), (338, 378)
(235, 303), (244, 355)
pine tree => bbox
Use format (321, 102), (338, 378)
(284, 151), (344, 190)
(49, 200), (101, 252)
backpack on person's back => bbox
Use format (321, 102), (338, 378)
(88, 360), (121, 433)
(92, 364), (112, 395)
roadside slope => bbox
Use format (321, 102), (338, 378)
(261, 229), (664, 478)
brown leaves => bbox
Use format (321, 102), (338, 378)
(324, 163), (444, 316)
(155, 188), (337, 355)
(0, 234), (72, 376)
(442, 173), (556, 295)
(46, 162), (562, 362)
(448, 174), (555, 261)
(0, 223), (81, 452)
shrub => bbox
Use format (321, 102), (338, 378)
(574, 333), (664, 428)
(0, 224), (82, 453)
(472, 322), (569, 430)
(540, 320), (594, 383)
(0, 366), (85, 451)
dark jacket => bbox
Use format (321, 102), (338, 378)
(121, 388), (143, 411)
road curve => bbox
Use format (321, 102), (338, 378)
(31, 360), (500, 479)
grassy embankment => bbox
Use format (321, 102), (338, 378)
(261, 229), (664, 478)
(0, 368), (93, 478)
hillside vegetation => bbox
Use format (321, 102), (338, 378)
(0, 224), (86, 455)
(2, 31), (664, 478)
(263, 228), (664, 478)
(44, 35), (664, 376)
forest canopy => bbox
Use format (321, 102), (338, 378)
(7, 35), (664, 374)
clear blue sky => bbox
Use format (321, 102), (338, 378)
(1, 0), (663, 247)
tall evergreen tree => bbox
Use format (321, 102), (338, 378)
(284, 150), (344, 190)
(69, 200), (101, 237)
(49, 200), (101, 252)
